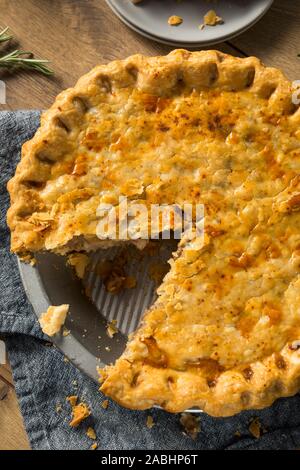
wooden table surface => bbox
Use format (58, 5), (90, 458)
(0, 0), (300, 450)
(0, 363), (30, 450)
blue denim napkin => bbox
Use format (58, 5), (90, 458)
(1, 111), (300, 450)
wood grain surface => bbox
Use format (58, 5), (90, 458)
(0, 364), (30, 450)
(0, 0), (300, 451)
(230, 0), (300, 79)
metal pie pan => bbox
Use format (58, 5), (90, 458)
(18, 246), (202, 413)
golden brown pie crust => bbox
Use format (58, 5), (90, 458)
(7, 50), (300, 416)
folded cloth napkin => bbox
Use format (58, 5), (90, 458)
(1, 111), (300, 450)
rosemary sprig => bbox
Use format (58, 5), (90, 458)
(0, 27), (13, 43)
(0, 27), (53, 75)
(0, 49), (53, 75)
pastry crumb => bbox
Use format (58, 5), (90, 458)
(203, 9), (223, 27)
(168, 15), (183, 26)
(56, 403), (62, 413)
(249, 417), (262, 439)
(66, 395), (78, 407)
(105, 346), (111, 352)
(90, 442), (98, 450)
(69, 401), (91, 427)
(180, 413), (200, 440)
(39, 304), (69, 336)
(106, 320), (118, 338)
(146, 415), (155, 429)
(62, 327), (71, 337)
(20, 254), (36, 266)
(63, 356), (69, 363)
(86, 427), (97, 440)
(68, 253), (90, 279)
(101, 399), (109, 409)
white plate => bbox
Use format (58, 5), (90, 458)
(106, 0), (274, 47)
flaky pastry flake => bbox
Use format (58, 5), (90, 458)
(39, 304), (69, 336)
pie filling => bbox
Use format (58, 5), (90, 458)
(7, 50), (300, 416)
(55, 236), (148, 255)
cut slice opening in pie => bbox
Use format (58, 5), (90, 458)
(7, 50), (300, 416)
